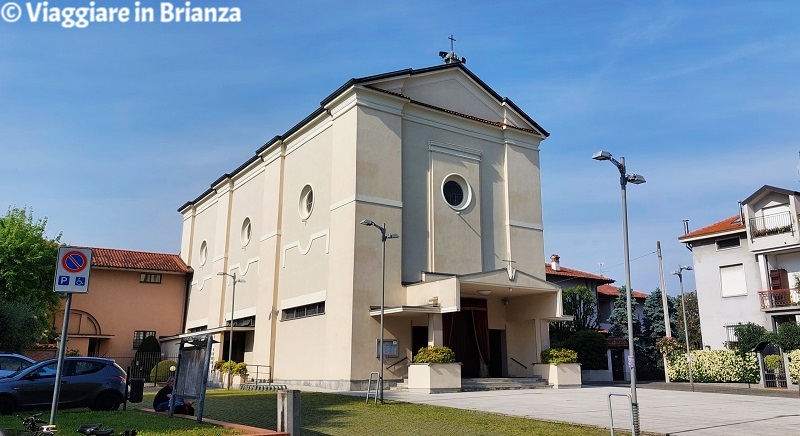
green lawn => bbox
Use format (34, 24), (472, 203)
(2, 390), (626, 435)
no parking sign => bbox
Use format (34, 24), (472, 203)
(53, 246), (92, 293)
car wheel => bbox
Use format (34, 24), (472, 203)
(0, 396), (14, 415)
(93, 392), (121, 411)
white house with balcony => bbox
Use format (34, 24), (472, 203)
(679, 185), (800, 350)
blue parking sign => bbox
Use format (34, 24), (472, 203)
(58, 276), (70, 286)
(75, 277), (86, 286)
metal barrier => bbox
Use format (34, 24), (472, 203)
(365, 372), (380, 405)
(607, 393), (634, 436)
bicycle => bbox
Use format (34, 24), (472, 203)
(16, 413), (57, 435)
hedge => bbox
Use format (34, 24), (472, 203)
(666, 350), (759, 383)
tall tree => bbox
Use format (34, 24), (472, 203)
(642, 288), (678, 368)
(607, 286), (642, 339)
(676, 290), (703, 349)
(643, 288), (678, 342)
(0, 207), (62, 350)
(550, 286), (599, 345)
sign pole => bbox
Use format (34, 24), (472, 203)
(50, 246), (93, 426)
(49, 293), (72, 425)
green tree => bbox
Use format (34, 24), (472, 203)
(776, 322), (800, 351)
(733, 322), (768, 355)
(642, 288), (678, 368)
(0, 207), (62, 350)
(676, 291), (703, 349)
(550, 286), (599, 345)
(0, 301), (48, 352)
(563, 329), (608, 370)
(607, 286), (642, 339)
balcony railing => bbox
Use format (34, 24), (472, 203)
(758, 288), (797, 309)
(749, 211), (794, 239)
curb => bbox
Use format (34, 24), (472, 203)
(139, 408), (288, 435)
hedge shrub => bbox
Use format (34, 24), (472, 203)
(541, 348), (578, 365)
(413, 346), (456, 364)
(563, 330), (608, 370)
(763, 354), (783, 371)
(666, 350), (758, 383)
(788, 349), (800, 383)
(150, 359), (177, 382)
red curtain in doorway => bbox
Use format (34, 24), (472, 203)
(471, 309), (489, 367)
(443, 312), (454, 348)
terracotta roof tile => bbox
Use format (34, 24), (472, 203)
(544, 264), (615, 284)
(90, 247), (191, 273)
(597, 284), (647, 300)
(606, 337), (629, 349)
(679, 215), (745, 241)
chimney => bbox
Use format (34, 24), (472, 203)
(550, 254), (561, 271)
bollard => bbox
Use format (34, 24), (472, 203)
(277, 390), (301, 435)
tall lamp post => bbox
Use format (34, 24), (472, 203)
(360, 219), (399, 404)
(218, 271), (245, 390)
(672, 265), (695, 392)
(593, 150), (645, 435)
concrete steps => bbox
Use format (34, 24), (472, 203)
(392, 377), (549, 392)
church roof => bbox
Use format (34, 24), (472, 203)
(179, 63), (547, 212)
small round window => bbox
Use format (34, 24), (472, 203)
(241, 218), (252, 246)
(199, 240), (208, 265)
(299, 185), (314, 220)
(441, 174), (472, 211)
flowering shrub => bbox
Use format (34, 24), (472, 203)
(541, 348), (578, 364)
(788, 349), (800, 383)
(413, 346), (456, 364)
(763, 354), (783, 371)
(656, 336), (683, 358)
(666, 350), (759, 383)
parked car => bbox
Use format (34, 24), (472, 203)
(0, 357), (126, 414)
(0, 353), (35, 378)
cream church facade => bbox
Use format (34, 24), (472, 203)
(178, 63), (569, 389)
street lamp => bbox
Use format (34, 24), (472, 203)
(218, 271), (245, 390)
(360, 218), (399, 404)
(671, 265), (695, 392)
(593, 150), (645, 435)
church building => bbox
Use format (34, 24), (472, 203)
(177, 59), (569, 389)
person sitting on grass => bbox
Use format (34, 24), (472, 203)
(153, 376), (194, 415)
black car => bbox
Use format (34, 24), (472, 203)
(0, 357), (127, 414)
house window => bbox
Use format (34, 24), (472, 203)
(720, 264), (747, 297)
(725, 324), (743, 350)
(283, 301), (325, 321)
(133, 330), (156, 348)
(716, 237), (740, 250)
(140, 273), (162, 284)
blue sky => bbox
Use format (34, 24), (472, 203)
(2, 1), (800, 296)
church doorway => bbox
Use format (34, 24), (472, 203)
(445, 298), (492, 378)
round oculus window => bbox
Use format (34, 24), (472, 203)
(241, 218), (252, 246)
(199, 240), (208, 265)
(299, 185), (314, 220)
(441, 174), (472, 211)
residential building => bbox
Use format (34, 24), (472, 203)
(678, 185), (800, 349)
(177, 62), (570, 389)
(596, 284), (647, 333)
(53, 248), (192, 358)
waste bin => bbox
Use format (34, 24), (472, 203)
(128, 378), (144, 403)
